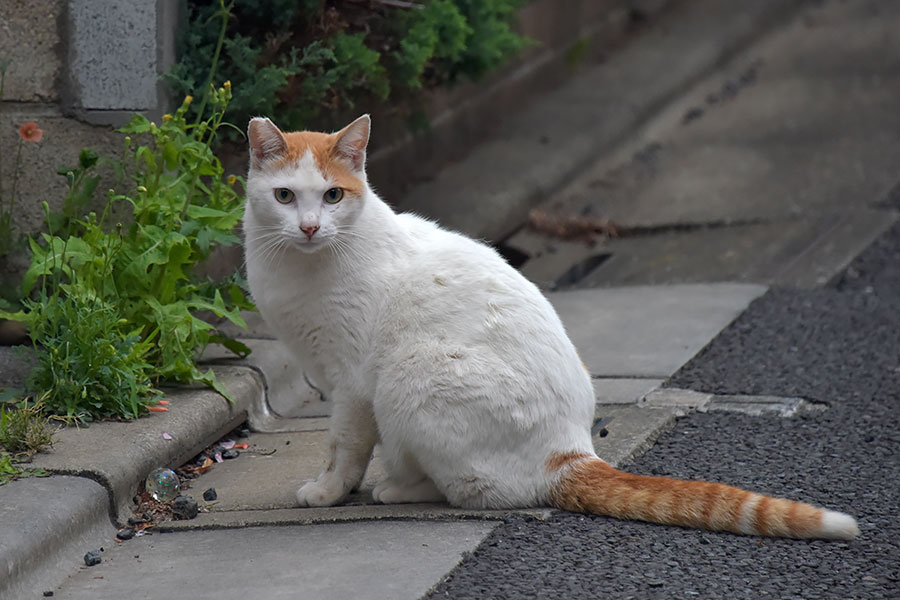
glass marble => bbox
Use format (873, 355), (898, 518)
(145, 468), (180, 502)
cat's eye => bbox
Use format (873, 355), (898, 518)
(324, 188), (344, 204)
(274, 188), (294, 204)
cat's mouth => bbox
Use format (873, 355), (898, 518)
(288, 234), (330, 253)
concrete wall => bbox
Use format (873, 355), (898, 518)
(0, 0), (176, 278)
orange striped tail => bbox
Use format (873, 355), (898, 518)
(548, 456), (859, 539)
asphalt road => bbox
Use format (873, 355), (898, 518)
(427, 227), (900, 598)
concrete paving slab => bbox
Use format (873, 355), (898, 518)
(592, 405), (682, 468)
(641, 387), (713, 411)
(53, 521), (499, 600)
(179, 431), (385, 513)
(701, 393), (826, 417)
(592, 377), (662, 405)
(548, 284), (767, 377)
(28, 367), (263, 525)
(0, 476), (114, 600)
(574, 211), (896, 288)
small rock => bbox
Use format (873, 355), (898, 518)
(203, 488), (218, 501)
(682, 107), (704, 125)
(127, 516), (146, 526)
(222, 449), (239, 460)
(84, 550), (102, 566)
(237, 427), (250, 438)
(43, 591), (54, 597)
(116, 528), (135, 541)
(172, 495), (199, 520)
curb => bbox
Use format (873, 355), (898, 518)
(29, 366), (264, 526)
(0, 476), (112, 599)
(0, 366), (264, 597)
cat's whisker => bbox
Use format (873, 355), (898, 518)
(243, 235), (284, 263)
(247, 235), (288, 271)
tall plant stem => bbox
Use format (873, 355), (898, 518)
(8, 140), (23, 216)
(193, 1), (233, 126)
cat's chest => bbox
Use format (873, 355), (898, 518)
(253, 268), (377, 373)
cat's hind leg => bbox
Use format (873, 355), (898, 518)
(371, 446), (446, 504)
(372, 477), (444, 504)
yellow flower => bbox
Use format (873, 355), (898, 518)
(227, 175), (237, 186)
(184, 95), (193, 105)
(162, 114), (173, 122)
(224, 80), (231, 90)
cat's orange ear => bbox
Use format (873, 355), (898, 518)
(248, 117), (288, 168)
(332, 115), (370, 172)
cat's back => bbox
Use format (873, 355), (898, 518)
(386, 213), (568, 344)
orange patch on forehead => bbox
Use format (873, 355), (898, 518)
(272, 131), (365, 197)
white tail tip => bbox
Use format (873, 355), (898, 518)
(820, 510), (860, 539)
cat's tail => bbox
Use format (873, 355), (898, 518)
(547, 453), (859, 539)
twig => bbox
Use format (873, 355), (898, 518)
(527, 208), (621, 241)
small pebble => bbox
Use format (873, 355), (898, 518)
(203, 487), (218, 501)
(222, 449), (239, 460)
(116, 528), (135, 541)
(84, 550), (102, 566)
(127, 516), (145, 526)
(172, 495), (199, 520)
(43, 591), (54, 597)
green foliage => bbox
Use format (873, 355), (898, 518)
(0, 451), (49, 486)
(164, 0), (530, 136)
(393, 1), (471, 89)
(1, 87), (252, 420)
(0, 396), (55, 454)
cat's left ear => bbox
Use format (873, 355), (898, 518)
(333, 115), (370, 172)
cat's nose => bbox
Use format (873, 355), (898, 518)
(300, 224), (320, 240)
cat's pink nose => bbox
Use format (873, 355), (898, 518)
(300, 224), (320, 240)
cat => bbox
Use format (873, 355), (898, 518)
(242, 115), (859, 540)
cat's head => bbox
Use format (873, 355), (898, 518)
(244, 115), (370, 254)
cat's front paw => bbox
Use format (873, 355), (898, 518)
(296, 476), (346, 507)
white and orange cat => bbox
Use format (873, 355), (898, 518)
(243, 115), (858, 539)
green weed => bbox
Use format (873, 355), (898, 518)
(0, 396), (55, 454)
(0, 451), (49, 486)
